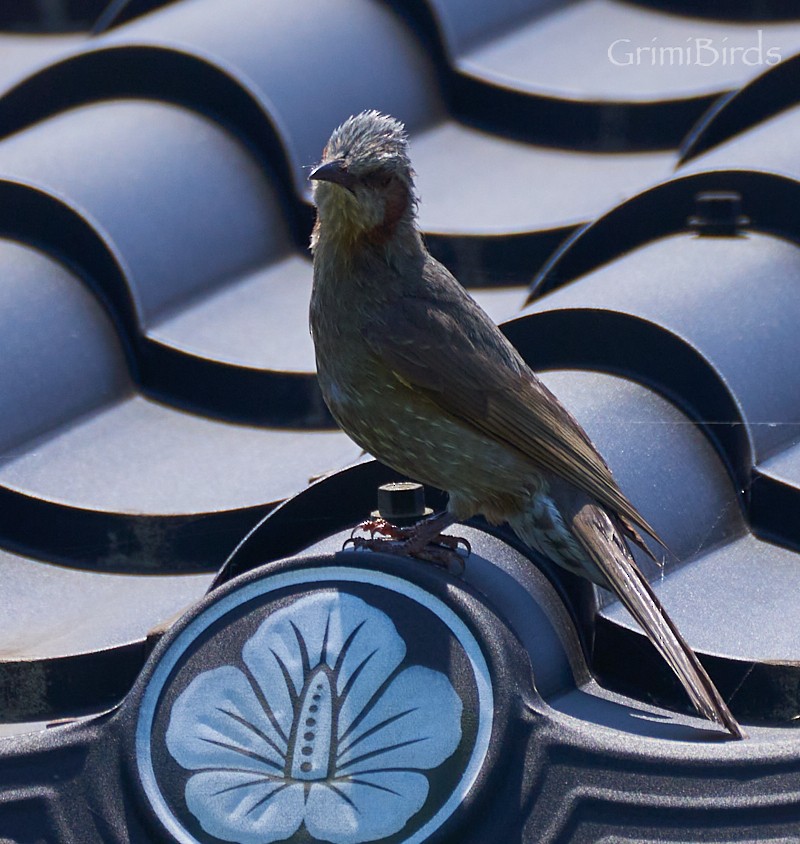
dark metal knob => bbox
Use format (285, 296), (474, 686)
(687, 191), (750, 236)
(373, 482), (433, 526)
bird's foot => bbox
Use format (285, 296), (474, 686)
(343, 513), (469, 575)
(350, 517), (407, 541)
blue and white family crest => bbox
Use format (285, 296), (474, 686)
(166, 592), (464, 843)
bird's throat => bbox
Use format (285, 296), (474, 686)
(311, 180), (415, 259)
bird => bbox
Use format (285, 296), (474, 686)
(308, 110), (744, 739)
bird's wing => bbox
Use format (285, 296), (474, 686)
(570, 503), (743, 738)
(363, 286), (663, 547)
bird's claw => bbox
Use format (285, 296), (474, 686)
(428, 532), (471, 557)
(349, 517), (407, 541)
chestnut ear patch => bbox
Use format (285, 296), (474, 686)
(368, 178), (412, 244)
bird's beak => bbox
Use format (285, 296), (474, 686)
(309, 159), (356, 194)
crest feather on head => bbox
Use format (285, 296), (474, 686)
(323, 110), (413, 179)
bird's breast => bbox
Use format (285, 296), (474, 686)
(310, 260), (540, 522)
(317, 352), (538, 522)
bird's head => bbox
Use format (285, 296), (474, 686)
(310, 111), (418, 250)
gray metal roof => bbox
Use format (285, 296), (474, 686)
(3, 1), (800, 841)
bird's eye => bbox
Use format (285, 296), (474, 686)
(365, 171), (393, 189)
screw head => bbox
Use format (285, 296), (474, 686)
(373, 482), (433, 526)
(687, 191), (750, 236)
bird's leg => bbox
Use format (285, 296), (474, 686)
(344, 511), (470, 574)
(404, 511), (467, 553)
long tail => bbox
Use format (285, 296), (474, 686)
(571, 504), (745, 739)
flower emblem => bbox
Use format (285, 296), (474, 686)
(165, 592), (464, 843)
